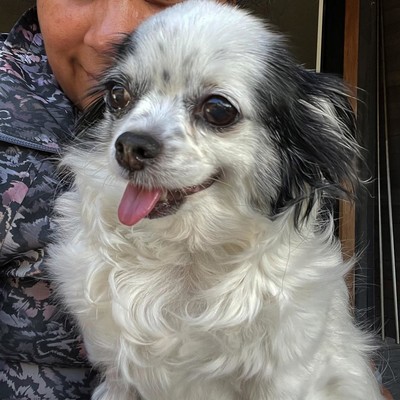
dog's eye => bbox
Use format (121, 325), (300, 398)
(106, 85), (131, 111)
(201, 96), (239, 127)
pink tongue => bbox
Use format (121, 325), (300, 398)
(118, 183), (162, 226)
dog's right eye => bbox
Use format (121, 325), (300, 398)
(105, 84), (131, 111)
(201, 95), (239, 127)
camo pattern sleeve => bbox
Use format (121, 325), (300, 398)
(0, 8), (74, 151)
(0, 7), (99, 400)
(0, 144), (98, 399)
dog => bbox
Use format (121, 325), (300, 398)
(48, 1), (385, 399)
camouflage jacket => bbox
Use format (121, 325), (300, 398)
(0, 8), (97, 400)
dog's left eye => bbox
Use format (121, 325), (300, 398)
(201, 95), (239, 127)
(105, 84), (131, 111)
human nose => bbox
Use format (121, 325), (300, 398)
(84, 1), (153, 53)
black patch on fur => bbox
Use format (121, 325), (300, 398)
(111, 33), (138, 64)
(255, 47), (359, 226)
(158, 41), (166, 55)
(162, 69), (171, 83)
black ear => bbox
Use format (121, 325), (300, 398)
(263, 67), (359, 224)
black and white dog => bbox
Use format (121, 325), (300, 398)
(49, 1), (384, 399)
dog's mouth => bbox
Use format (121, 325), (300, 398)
(118, 175), (218, 226)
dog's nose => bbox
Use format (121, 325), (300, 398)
(115, 132), (162, 171)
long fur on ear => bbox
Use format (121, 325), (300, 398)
(258, 60), (359, 224)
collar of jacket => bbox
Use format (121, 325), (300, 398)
(0, 7), (77, 154)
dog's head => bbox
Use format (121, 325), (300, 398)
(76, 0), (359, 228)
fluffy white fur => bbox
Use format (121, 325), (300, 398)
(48, 1), (384, 399)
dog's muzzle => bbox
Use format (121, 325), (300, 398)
(115, 131), (218, 226)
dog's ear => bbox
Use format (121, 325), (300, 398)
(262, 68), (360, 224)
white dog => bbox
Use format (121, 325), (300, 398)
(48, 1), (384, 399)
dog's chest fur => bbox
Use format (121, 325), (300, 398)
(53, 183), (358, 399)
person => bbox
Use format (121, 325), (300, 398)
(0, 1), (184, 398)
(0, 1), (394, 399)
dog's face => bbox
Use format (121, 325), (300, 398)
(77, 0), (359, 227)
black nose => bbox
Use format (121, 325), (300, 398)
(115, 132), (162, 171)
